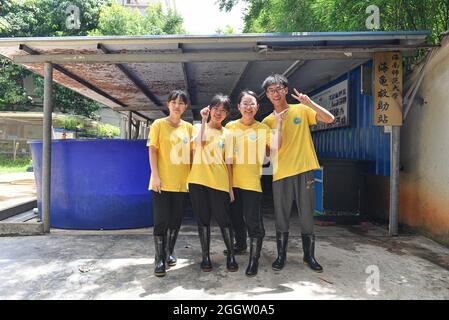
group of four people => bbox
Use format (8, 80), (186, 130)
(147, 74), (335, 277)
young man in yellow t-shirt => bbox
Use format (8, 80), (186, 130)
(261, 74), (335, 273)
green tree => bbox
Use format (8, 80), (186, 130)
(33, 77), (101, 120)
(1, 0), (184, 118)
(217, 0), (449, 43)
(216, 24), (236, 34)
(0, 0), (111, 37)
(0, 0), (112, 117)
(90, 2), (184, 36)
(0, 58), (31, 111)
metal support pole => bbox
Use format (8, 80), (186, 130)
(42, 63), (53, 233)
(128, 111), (132, 140)
(389, 125), (400, 236)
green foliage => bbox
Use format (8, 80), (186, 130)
(52, 115), (120, 138)
(217, 0), (449, 43)
(89, 2), (184, 36)
(217, 0), (449, 71)
(0, 0), (185, 120)
(216, 25), (236, 34)
(0, 0), (111, 37)
(0, 0), (111, 118)
(217, 0), (240, 12)
(33, 76), (101, 120)
(0, 59), (31, 110)
(53, 116), (85, 131)
(0, 154), (32, 173)
(96, 123), (120, 138)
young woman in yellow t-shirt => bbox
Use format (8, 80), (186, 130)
(147, 90), (193, 277)
(187, 94), (238, 272)
(225, 90), (286, 276)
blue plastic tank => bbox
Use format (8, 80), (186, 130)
(29, 139), (153, 230)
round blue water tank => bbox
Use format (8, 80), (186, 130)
(29, 139), (153, 230)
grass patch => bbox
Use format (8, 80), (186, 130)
(0, 154), (32, 174)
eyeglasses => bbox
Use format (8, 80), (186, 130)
(240, 103), (257, 108)
(266, 86), (286, 95)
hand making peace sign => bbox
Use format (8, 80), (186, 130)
(291, 88), (312, 106)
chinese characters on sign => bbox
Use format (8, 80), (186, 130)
(374, 52), (403, 126)
(311, 79), (349, 131)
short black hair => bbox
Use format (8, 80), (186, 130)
(237, 90), (258, 105)
(262, 74), (289, 92)
(167, 90), (189, 105)
(209, 93), (231, 112)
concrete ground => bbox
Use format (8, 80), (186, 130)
(0, 172), (36, 211)
(0, 214), (448, 300)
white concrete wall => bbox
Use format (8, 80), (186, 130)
(99, 107), (122, 128)
(400, 35), (449, 245)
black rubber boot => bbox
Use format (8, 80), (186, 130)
(222, 243), (247, 255)
(221, 227), (239, 272)
(272, 232), (289, 271)
(154, 235), (167, 277)
(166, 228), (179, 267)
(222, 225), (247, 255)
(245, 237), (263, 277)
(302, 234), (323, 273)
(198, 226), (212, 272)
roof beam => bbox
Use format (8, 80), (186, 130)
(12, 49), (371, 64)
(12, 45), (438, 64)
(19, 44), (128, 109)
(98, 43), (164, 107)
(0, 32), (431, 47)
(131, 111), (153, 122)
(178, 44), (197, 105)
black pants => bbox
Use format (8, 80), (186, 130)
(188, 183), (232, 228)
(152, 191), (187, 236)
(230, 188), (265, 244)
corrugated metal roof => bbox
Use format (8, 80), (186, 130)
(0, 31), (431, 121)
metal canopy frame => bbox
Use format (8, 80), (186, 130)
(0, 31), (433, 119)
(0, 31), (435, 236)
(11, 44), (436, 64)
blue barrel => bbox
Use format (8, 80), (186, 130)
(29, 139), (153, 230)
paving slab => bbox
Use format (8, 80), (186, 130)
(0, 172), (36, 213)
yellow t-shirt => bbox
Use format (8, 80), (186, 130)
(147, 118), (193, 192)
(262, 104), (320, 181)
(187, 124), (231, 193)
(225, 120), (271, 192)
